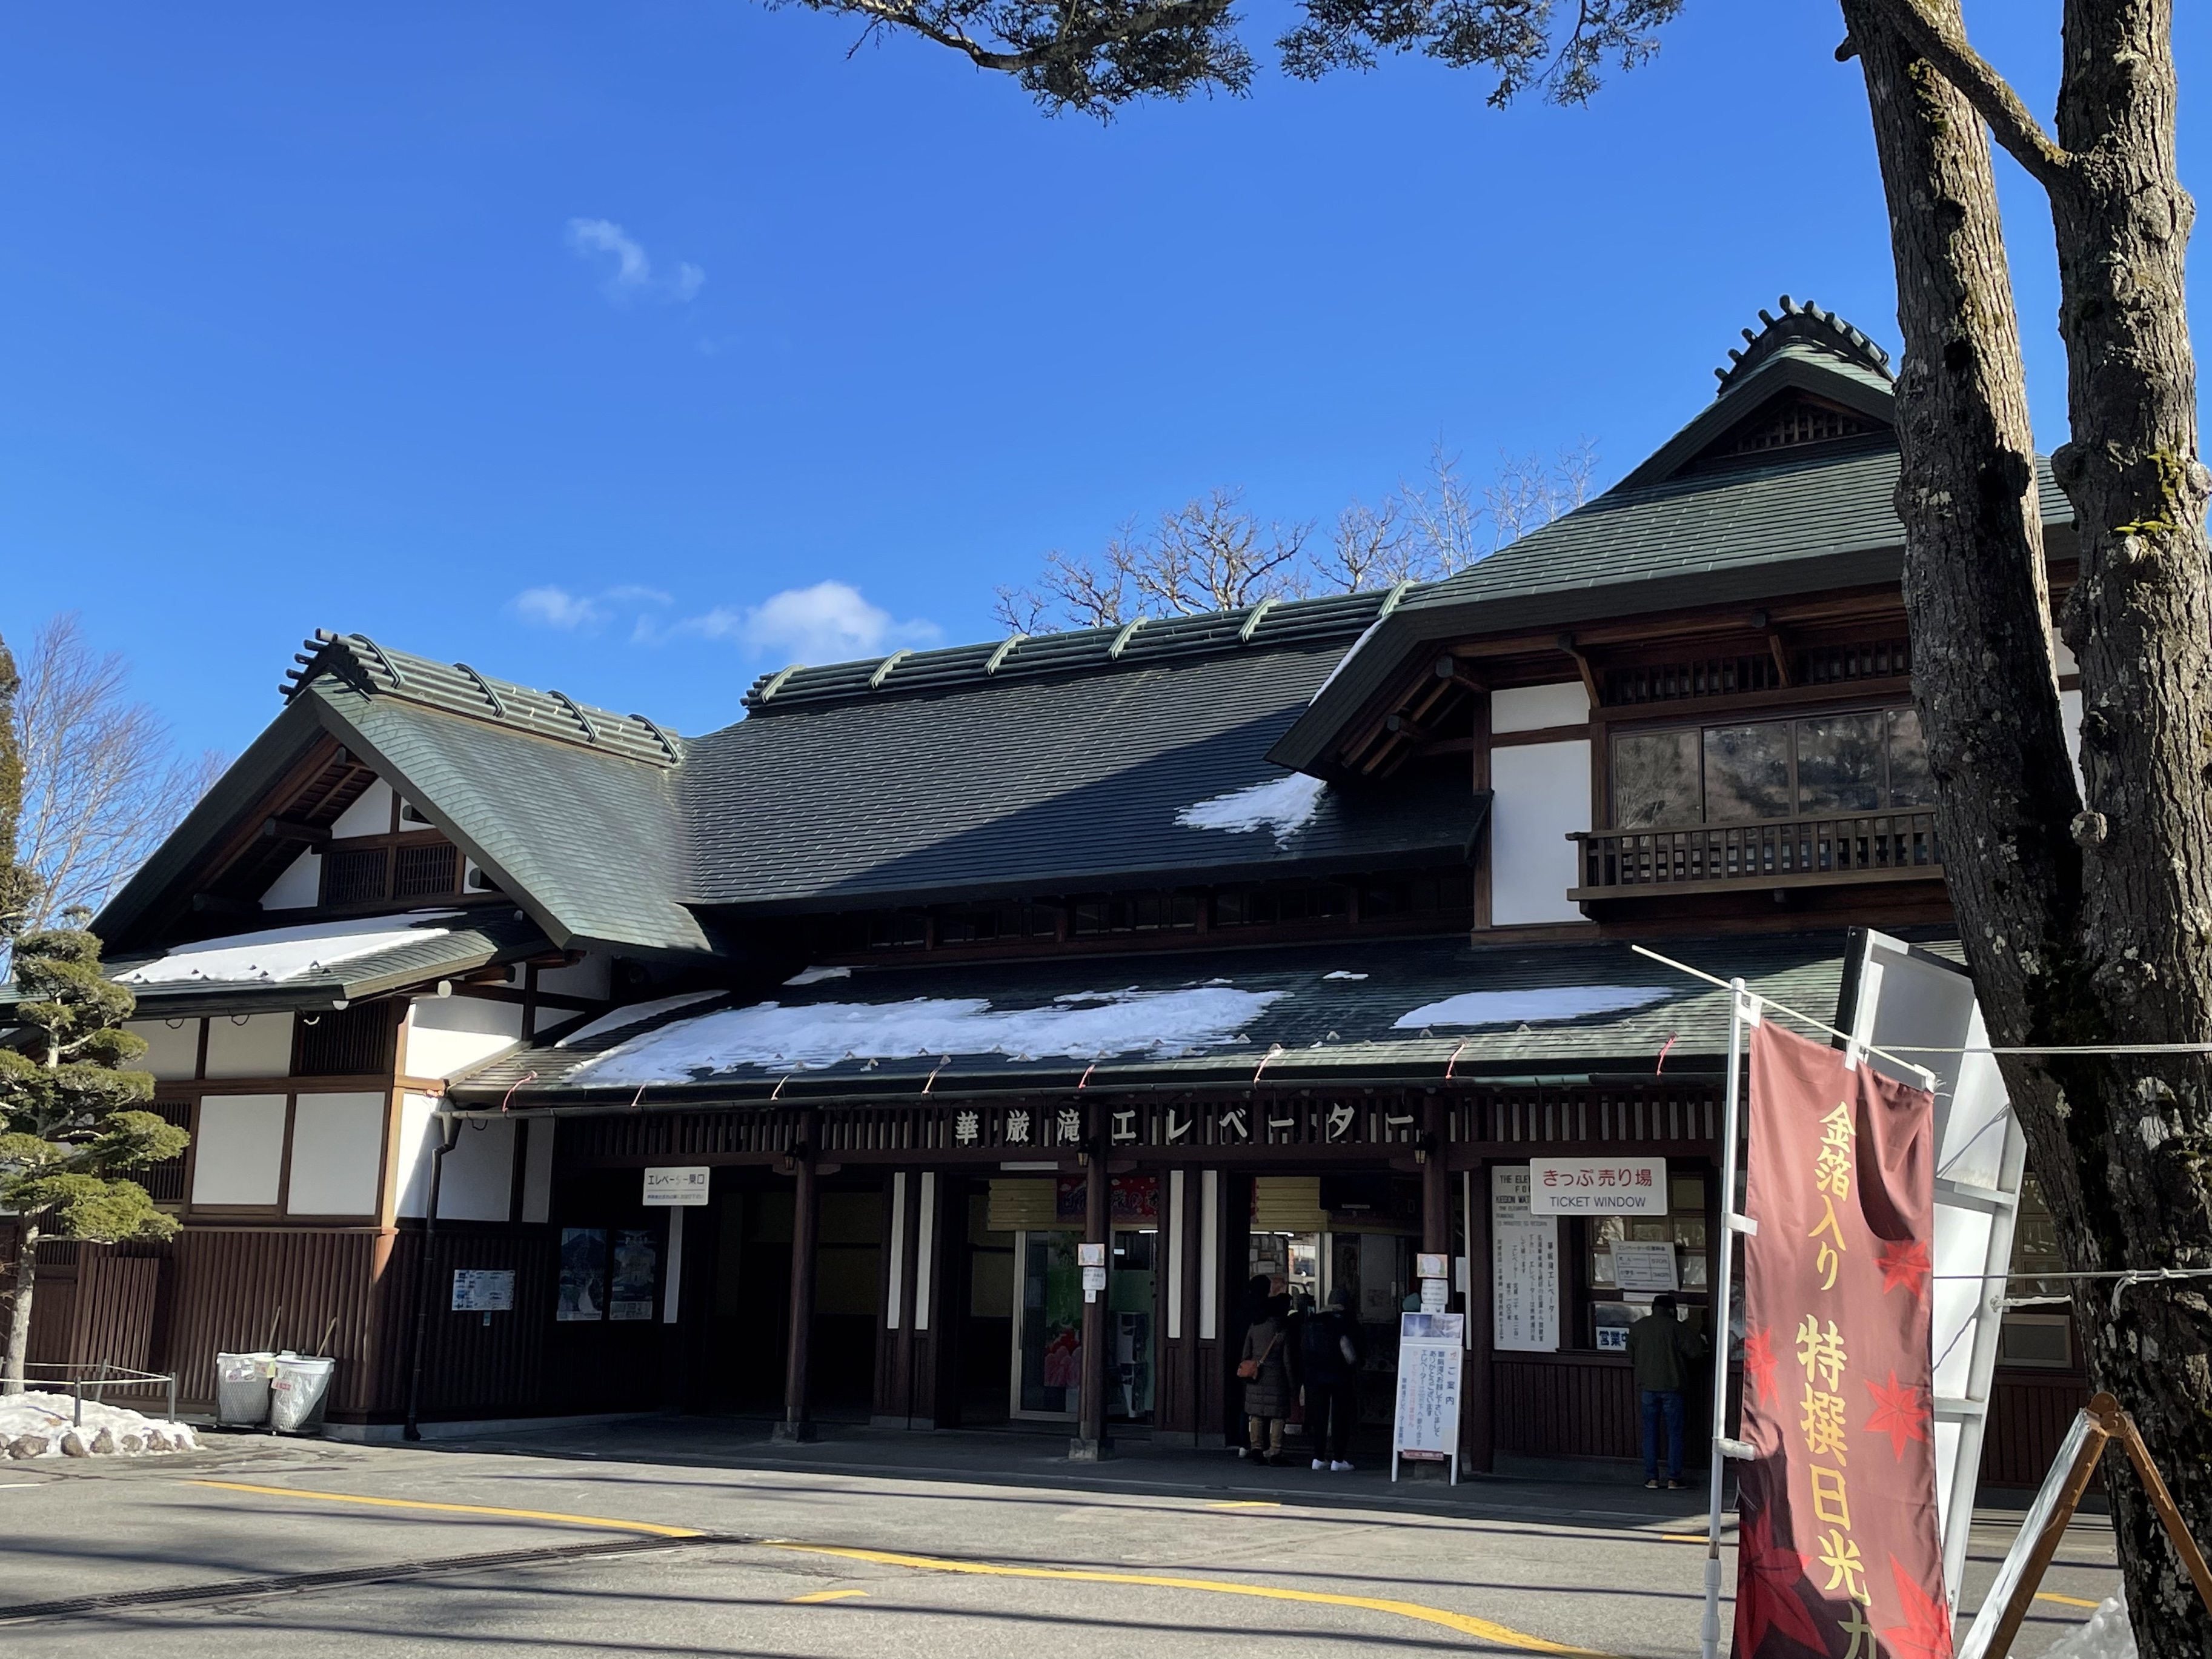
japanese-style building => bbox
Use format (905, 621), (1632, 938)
(2, 298), (2088, 1481)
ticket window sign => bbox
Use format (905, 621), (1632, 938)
(643, 1166), (711, 1206)
(1527, 1157), (1667, 1214)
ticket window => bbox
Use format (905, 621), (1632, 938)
(1587, 1173), (1711, 1351)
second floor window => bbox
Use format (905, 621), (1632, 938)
(1612, 705), (1931, 830)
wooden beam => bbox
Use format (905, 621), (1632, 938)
(1556, 633), (1603, 708)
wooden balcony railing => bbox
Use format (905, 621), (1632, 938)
(1567, 809), (1942, 900)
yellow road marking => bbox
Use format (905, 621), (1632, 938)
(768, 1542), (1606, 1655)
(186, 1481), (703, 1538)
(1206, 1501), (1283, 1509)
(2038, 1592), (2104, 1609)
(1659, 1535), (1707, 1544)
(788, 1589), (869, 1604)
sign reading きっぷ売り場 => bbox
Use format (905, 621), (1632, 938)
(1527, 1157), (1667, 1214)
(642, 1167), (711, 1206)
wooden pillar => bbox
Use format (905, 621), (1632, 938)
(1071, 1102), (1113, 1460)
(1421, 1095), (1449, 1255)
(775, 1111), (820, 1443)
(1463, 1162), (1495, 1472)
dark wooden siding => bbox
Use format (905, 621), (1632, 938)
(1980, 1371), (2093, 1488)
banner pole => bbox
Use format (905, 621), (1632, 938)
(1702, 977), (1749, 1659)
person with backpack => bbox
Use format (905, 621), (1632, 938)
(1300, 1288), (1367, 1471)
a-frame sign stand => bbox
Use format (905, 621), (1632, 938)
(1958, 1392), (2212, 1659)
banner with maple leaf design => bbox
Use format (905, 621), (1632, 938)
(1735, 1020), (1946, 1659)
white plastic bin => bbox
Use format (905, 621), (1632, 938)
(216, 1352), (276, 1426)
(269, 1356), (336, 1434)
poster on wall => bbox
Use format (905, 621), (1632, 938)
(557, 1228), (606, 1322)
(608, 1229), (659, 1322)
(1492, 1166), (1559, 1353)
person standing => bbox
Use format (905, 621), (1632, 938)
(1625, 1294), (1708, 1490)
(1238, 1295), (1296, 1465)
(1300, 1288), (1367, 1471)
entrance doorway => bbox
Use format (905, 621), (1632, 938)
(1009, 1227), (1155, 1423)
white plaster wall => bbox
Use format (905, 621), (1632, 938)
(537, 952), (611, 1002)
(405, 994), (524, 1079)
(128, 1018), (201, 1080)
(1489, 740), (1594, 926)
(260, 848), (322, 911)
(1491, 681), (1590, 734)
(192, 1094), (288, 1205)
(204, 1012), (294, 1079)
(438, 1117), (519, 1221)
(331, 779), (393, 838)
(393, 1092), (439, 1217)
(520, 1118), (556, 1223)
(286, 1091), (386, 1215)
(398, 798), (438, 831)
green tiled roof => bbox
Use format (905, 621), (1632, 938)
(452, 931), (1857, 1108)
(686, 620), (1482, 912)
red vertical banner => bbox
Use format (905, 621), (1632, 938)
(1734, 1022), (1948, 1659)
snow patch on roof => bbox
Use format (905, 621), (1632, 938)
(1323, 971), (1369, 981)
(573, 985), (1286, 1083)
(555, 991), (726, 1048)
(117, 911), (462, 986)
(1394, 986), (1670, 1030)
(1175, 773), (1326, 843)
(784, 965), (852, 986)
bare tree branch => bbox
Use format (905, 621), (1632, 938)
(1853, 0), (2073, 191)
(11, 615), (222, 935)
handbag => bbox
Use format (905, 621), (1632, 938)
(1237, 1332), (1282, 1382)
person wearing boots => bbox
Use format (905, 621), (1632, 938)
(1238, 1291), (1297, 1465)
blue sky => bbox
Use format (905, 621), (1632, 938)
(1, 2), (2201, 760)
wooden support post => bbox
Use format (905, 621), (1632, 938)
(1421, 1096), (1448, 1257)
(1463, 1165), (1495, 1474)
(1071, 1105), (1113, 1461)
(774, 1112), (820, 1444)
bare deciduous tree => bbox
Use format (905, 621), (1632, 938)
(11, 616), (222, 936)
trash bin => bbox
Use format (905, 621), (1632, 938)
(269, 1356), (336, 1435)
(216, 1352), (276, 1426)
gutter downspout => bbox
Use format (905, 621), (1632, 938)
(403, 1111), (462, 1442)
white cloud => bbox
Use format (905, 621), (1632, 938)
(566, 218), (705, 305)
(680, 580), (940, 666)
(513, 584), (671, 634)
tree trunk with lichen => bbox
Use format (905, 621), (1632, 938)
(1847, 3), (2212, 1652)
(2040, 5), (2212, 1653)
(2, 1218), (39, 1395)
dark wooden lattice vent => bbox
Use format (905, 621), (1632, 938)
(1731, 393), (1870, 456)
(294, 1000), (396, 1077)
(1602, 638), (1910, 707)
(324, 848), (390, 905)
(1604, 654), (1783, 706)
(394, 840), (459, 898)
(1798, 639), (1910, 684)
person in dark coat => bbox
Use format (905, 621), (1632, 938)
(1300, 1288), (1367, 1471)
(1239, 1299), (1297, 1464)
(1625, 1294), (1709, 1489)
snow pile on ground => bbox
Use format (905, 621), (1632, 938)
(2041, 1590), (2134, 1659)
(573, 986), (1286, 1082)
(1175, 773), (1326, 843)
(119, 911), (462, 986)
(1, 1392), (199, 1458)
(1395, 986), (1672, 1030)
(554, 991), (725, 1048)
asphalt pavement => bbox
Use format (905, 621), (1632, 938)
(0, 1417), (2122, 1658)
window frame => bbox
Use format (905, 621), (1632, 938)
(1605, 699), (1930, 832)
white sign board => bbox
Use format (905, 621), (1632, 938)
(1420, 1277), (1449, 1312)
(1529, 1156), (1667, 1214)
(642, 1166), (711, 1206)
(451, 1269), (515, 1312)
(1491, 1167), (1559, 1353)
(1610, 1239), (1679, 1293)
(1392, 1312), (1464, 1482)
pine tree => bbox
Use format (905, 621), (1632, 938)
(0, 916), (184, 1392)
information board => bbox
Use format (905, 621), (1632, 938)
(1491, 1166), (1559, 1353)
(642, 1166), (711, 1206)
(1610, 1238), (1679, 1292)
(1391, 1312), (1464, 1483)
(451, 1269), (515, 1312)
